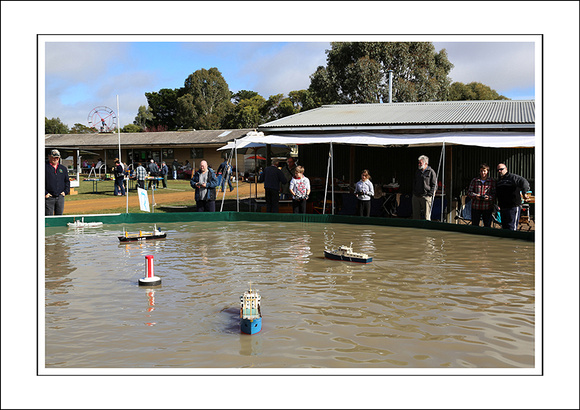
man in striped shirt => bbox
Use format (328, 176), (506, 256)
(467, 163), (496, 227)
(135, 162), (147, 189)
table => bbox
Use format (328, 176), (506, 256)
(83, 178), (102, 194)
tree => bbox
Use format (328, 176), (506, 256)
(70, 123), (94, 134)
(145, 88), (179, 130)
(223, 94), (266, 129)
(309, 42), (454, 104)
(134, 105), (154, 129)
(45, 117), (69, 134)
(447, 82), (509, 101)
(182, 67), (231, 130)
(122, 124), (143, 133)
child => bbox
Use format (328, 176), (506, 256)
(354, 169), (374, 216)
(289, 166), (311, 214)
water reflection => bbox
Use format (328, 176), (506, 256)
(45, 221), (535, 369)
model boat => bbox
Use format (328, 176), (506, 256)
(118, 224), (166, 242)
(324, 243), (372, 263)
(240, 283), (262, 335)
(67, 217), (103, 228)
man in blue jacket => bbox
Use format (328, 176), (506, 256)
(496, 163), (530, 230)
(45, 149), (70, 215)
(190, 160), (219, 212)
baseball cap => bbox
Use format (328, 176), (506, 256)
(50, 149), (61, 157)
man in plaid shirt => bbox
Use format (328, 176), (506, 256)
(135, 162), (147, 189)
(467, 163), (496, 227)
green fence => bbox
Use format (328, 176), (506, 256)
(45, 212), (535, 241)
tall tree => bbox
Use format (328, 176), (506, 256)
(45, 117), (69, 134)
(145, 88), (178, 130)
(182, 67), (231, 129)
(70, 123), (94, 134)
(309, 42), (454, 104)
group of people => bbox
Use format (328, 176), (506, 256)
(257, 157), (311, 214)
(46, 149), (531, 230)
(411, 155), (530, 231)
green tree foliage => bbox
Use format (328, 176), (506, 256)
(45, 117), (69, 134)
(70, 123), (94, 134)
(133, 105), (154, 129)
(121, 124), (143, 133)
(447, 82), (509, 101)
(145, 88), (179, 130)
(182, 67), (231, 130)
(309, 42), (454, 104)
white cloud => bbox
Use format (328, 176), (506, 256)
(237, 42), (329, 97)
(435, 42), (535, 93)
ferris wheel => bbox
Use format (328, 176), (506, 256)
(88, 106), (117, 132)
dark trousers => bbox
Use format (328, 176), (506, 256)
(196, 199), (215, 212)
(357, 199), (371, 217)
(114, 177), (126, 195)
(137, 179), (145, 189)
(265, 188), (280, 213)
(292, 199), (307, 214)
(45, 195), (65, 216)
(471, 208), (493, 227)
(499, 206), (520, 230)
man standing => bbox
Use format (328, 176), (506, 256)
(190, 159), (219, 212)
(496, 163), (530, 230)
(258, 159), (287, 213)
(45, 149), (70, 215)
(160, 161), (169, 188)
(412, 155), (437, 220)
(172, 159), (180, 180)
(113, 159), (126, 196)
(147, 159), (159, 189)
(135, 162), (147, 189)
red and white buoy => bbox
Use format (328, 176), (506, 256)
(139, 255), (162, 286)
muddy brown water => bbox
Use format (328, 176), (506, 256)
(44, 221), (535, 370)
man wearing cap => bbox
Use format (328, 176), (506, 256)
(45, 149), (70, 215)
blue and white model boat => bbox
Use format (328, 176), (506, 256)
(240, 284), (262, 335)
(324, 243), (372, 264)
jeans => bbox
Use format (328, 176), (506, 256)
(292, 198), (307, 214)
(45, 195), (65, 215)
(114, 177), (126, 195)
(357, 199), (371, 217)
(471, 208), (493, 227)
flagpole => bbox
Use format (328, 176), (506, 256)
(117, 95), (128, 213)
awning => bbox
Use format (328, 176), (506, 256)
(236, 131), (535, 148)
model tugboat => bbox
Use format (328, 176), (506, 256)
(240, 283), (262, 335)
(67, 217), (103, 228)
(118, 224), (166, 242)
(324, 243), (372, 264)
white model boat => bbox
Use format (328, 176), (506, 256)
(67, 217), (103, 228)
(324, 243), (372, 263)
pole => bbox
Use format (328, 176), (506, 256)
(117, 95), (128, 213)
(331, 142), (334, 215)
(323, 146), (331, 215)
(235, 140), (239, 212)
(441, 141), (445, 222)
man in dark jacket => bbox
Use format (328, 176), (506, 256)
(45, 149), (70, 215)
(412, 155), (437, 220)
(496, 163), (530, 230)
(258, 159), (287, 213)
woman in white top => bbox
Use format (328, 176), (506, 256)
(354, 169), (374, 217)
(289, 166), (311, 214)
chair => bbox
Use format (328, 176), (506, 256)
(430, 197), (448, 221)
(518, 204), (532, 231)
(455, 196), (472, 225)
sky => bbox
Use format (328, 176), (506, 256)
(43, 38), (537, 128)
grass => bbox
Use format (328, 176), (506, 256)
(68, 178), (193, 200)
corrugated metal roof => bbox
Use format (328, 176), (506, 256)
(45, 129), (253, 148)
(259, 100), (535, 129)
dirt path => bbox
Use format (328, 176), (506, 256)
(64, 183), (264, 214)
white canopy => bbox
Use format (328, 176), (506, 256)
(227, 131), (535, 148)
